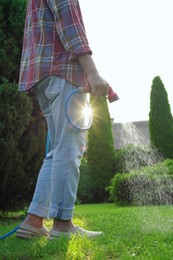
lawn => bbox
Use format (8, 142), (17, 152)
(1, 204), (173, 259)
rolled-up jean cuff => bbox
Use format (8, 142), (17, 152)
(28, 202), (49, 218)
(48, 204), (74, 220)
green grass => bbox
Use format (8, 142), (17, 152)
(1, 204), (173, 259)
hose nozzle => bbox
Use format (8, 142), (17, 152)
(108, 86), (119, 103)
(78, 86), (119, 103)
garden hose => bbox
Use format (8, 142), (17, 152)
(64, 85), (119, 131)
(0, 225), (20, 240)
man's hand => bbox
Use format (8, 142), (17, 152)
(87, 71), (109, 96)
(77, 54), (109, 97)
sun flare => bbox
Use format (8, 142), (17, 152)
(82, 106), (92, 126)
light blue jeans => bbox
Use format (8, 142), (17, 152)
(28, 76), (87, 220)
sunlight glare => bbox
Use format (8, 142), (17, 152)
(82, 105), (92, 126)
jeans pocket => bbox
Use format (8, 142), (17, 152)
(44, 76), (65, 101)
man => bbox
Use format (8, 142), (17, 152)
(16, 0), (109, 239)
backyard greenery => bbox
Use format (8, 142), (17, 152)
(1, 0), (173, 213)
(1, 204), (173, 259)
(149, 76), (173, 158)
(0, 0), (47, 212)
(1, 3), (173, 259)
(87, 96), (115, 202)
(113, 144), (163, 174)
(107, 158), (173, 206)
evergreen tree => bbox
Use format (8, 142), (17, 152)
(0, 79), (33, 212)
(0, 0), (46, 212)
(0, 0), (27, 83)
(149, 76), (173, 158)
(87, 96), (115, 202)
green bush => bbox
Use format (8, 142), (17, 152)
(164, 159), (173, 175)
(77, 158), (94, 204)
(0, 0), (47, 213)
(87, 96), (115, 202)
(18, 93), (47, 205)
(0, 0), (27, 83)
(107, 160), (173, 206)
(114, 144), (163, 173)
(0, 79), (32, 211)
(0, 80), (47, 213)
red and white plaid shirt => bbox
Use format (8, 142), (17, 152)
(18, 0), (92, 92)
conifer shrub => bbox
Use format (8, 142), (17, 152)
(0, 79), (32, 211)
(0, 0), (46, 212)
(149, 76), (173, 158)
(86, 96), (116, 202)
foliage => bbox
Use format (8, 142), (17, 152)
(149, 76), (173, 158)
(87, 96), (115, 202)
(107, 160), (173, 206)
(18, 93), (47, 204)
(0, 0), (47, 211)
(0, 0), (27, 83)
(77, 158), (94, 204)
(0, 79), (32, 211)
(164, 159), (173, 175)
(0, 80), (46, 212)
(114, 144), (163, 173)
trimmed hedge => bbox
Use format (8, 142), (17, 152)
(114, 144), (163, 174)
(164, 159), (173, 175)
(107, 160), (173, 206)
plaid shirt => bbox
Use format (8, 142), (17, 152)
(18, 0), (92, 92)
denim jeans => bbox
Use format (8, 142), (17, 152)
(28, 76), (87, 220)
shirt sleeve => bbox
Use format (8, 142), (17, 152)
(47, 0), (92, 60)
